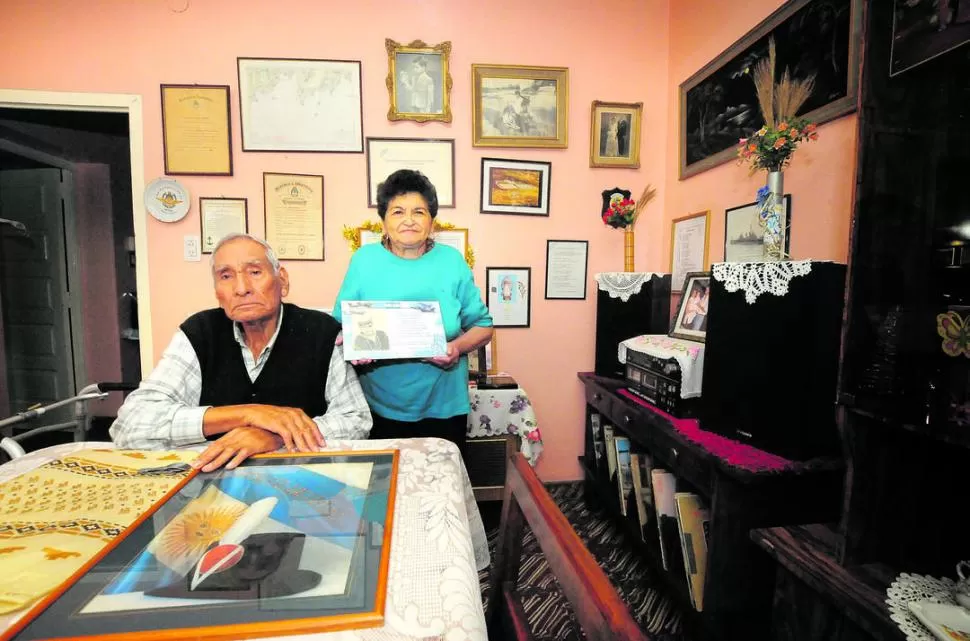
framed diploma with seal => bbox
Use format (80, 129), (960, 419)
(160, 84), (233, 176)
(5, 450), (399, 641)
(262, 172), (324, 261)
(200, 197), (248, 254)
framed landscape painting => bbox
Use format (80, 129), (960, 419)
(7, 451), (399, 641)
(480, 157), (551, 216)
(471, 64), (568, 148)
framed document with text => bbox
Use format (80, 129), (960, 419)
(160, 84), (232, 175)
(669, 210), (711, 292)
(544, 239), (588, 300)
(200, 197), (248, 254)
(366, 138), (455, 208)
(263, 173), (324, 261)
(6, 451), (399, 641)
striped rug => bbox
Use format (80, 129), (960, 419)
(478, 482), (690, 641)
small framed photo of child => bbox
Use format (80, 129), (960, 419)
(669, 272), (710, 343)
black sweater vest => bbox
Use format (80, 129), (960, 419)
(180, 303), (340, 418)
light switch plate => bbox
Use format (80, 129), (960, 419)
(184, 235), (201, 262)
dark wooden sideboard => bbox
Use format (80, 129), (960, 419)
(578, 372), (844, 641)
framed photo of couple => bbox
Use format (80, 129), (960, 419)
(589, 101), (642, 168)
(670, 272), (711, 343)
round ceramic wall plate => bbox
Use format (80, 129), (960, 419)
(144, 178), (190, 223)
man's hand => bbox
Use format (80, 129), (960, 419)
(192, 426), (283, 472)
(240, 405), (325, 452)
(426, 342), (460, 369)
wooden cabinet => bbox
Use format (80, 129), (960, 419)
(578, 373), (843, 641)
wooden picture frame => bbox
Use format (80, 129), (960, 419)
(669, 210), (711, 293)
(237, 57), (363, 153)
(479, 157), (551, 216)
(199, 197), (248, 254)
(385, 39), (453, 123)
(160, 84), (232, 176)
(544, 239), (589, 300)
(669, 272), (711, 343)
(365, 137), (455, 208)
(471, 64), (568, 148)
(5, 451), (400, 641)
(468, 332), (498, 375)
(486, 267), (532, 328)
(678, 0), (861, 178)
(263, 172), (324, 261)
(724, 195), (792, 263)
(341, 219), (475, 268)
(589, 101), (642, 168)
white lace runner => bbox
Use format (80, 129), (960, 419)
(594, 272), (664, 302)
(617, 335), (705, 398)
(886, 572), (957, 640)
(712, 260), (815, 304)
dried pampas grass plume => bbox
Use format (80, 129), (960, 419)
(631, 183), (656, 227)
(752, 37), (816, 124)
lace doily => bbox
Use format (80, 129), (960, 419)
(711, 260), (814, 304)
(886, 572), (957, 640)
(594, 272), (663, 302)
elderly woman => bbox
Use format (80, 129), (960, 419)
(333, 169), (493, 456)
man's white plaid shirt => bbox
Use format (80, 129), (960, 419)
(110, 309), (371, 449)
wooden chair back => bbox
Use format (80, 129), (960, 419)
(485, 453), (651, 641)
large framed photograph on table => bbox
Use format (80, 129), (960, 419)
(724, 195), (792, 263)
(486, 267), (531, 328)
(6, 451), (399, 641)
(670, 272), (711, 343)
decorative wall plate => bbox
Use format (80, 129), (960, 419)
(144, 177), (190, 223)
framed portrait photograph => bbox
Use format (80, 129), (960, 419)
(678, 0), (861, 178)
(385, 39), (453, 122)
(589, 101), (642, 168)
(263, 172), (324, 261)
(669, 272), (711, 343)
(366, 137), (455, 208)
(237, 57), (363, 153)
(7, 451), (399, 641)
(471, 64), (568, 148)
(467, 332), (498, 376)
(724, 195), (792, 263)
(199, 197), (248, 254)
(545, 239), (589, 300)
(486, 267), (531, 328)
(669, 210), (711, 292)
(160, 84), (232, 175)
(479, 157), (551, 216)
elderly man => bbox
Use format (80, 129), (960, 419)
(110, 233), (372, 472)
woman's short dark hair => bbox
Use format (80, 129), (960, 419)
(376, 169), (438, 220)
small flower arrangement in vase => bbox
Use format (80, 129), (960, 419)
(601, 184), (656, 271)
(736, 37), (818, 261)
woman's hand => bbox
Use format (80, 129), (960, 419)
(426, 342), (460, 369)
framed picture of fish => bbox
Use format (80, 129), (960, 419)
(6, 450), (399, 641)
(723, 195), (792, 263)
(479, 157), (552, 216)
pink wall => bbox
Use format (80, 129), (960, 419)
(663, 1), (858, 269)
(74, 163), (124, 416)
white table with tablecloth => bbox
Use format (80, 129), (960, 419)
(467, 386), (543, 466)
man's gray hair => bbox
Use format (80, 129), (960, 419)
(209, 233), (281, 275)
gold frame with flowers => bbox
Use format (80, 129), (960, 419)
(341, 219), (475, 268)
(385, 39), (453, 123)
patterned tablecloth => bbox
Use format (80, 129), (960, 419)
(0, 438), (489, 641)
(467, 387), (543, 465)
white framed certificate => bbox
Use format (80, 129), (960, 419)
(365, 137), (455, 208)
(341, 301), (447, 361)
(544, 239), (588, 300)
(200, 197), (248, 254)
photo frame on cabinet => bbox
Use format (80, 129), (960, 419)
(199, 197), (248, 254)
(678, 0), (861, 178)
(385, 39), (453, 123)
(669, 210), (711, 293)
(237, 57), (363, 153)
(160, 84), (232, 175)
(589, 101), (642, 168)
(471, 64), (568, 148)
(669, 272), (711, 343)
(366, 137), (455, 208)
(479, 157), (551, 216)
(486, 267), (531, 328)
(723, 195), (792, 263)
(467, 332), (498, 376)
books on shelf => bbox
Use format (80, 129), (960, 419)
(614, 436), (633, 515)
(604, 425), (617, 480)
(651, 469), (683, 578)
(590, 413), (605, 470)
(630, 452), (654, 541)
(674, 492), (711, 612)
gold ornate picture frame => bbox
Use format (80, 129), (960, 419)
(589, 101), (642, 169)
(386, 39), (453, 123)
(471, 64), (568, 148)
(341, 219), (475, 268)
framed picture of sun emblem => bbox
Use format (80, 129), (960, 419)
(8, 450), (399, 640)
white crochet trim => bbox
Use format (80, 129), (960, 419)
(594, 272), (663, 302)
(711, 260), (815, 304)
(886, 572), (957, 641)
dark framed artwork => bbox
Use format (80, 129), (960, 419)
(890, 0), (970, 76)
(669, 272), (711, 343)
(679, 0), (862, 179)
(7, 451), (399, 641)
(723, 194), (793, 262)
(479, 157), (551, 216)
(486, 267), (531, 328)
